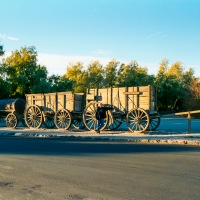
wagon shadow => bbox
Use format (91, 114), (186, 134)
(0, 136), (199, 156)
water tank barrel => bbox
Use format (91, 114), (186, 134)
(0, 98), (25, 114)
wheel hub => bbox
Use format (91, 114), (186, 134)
(134, 117), (141, 124)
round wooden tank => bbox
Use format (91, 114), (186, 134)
(0, 98), (26, 114)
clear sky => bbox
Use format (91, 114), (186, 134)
(0, 0), (199, 77)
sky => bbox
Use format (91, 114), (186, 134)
(0, 0), (200, 77)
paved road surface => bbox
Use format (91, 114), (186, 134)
(0, 137), (199, 200)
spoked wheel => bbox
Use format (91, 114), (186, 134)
(43, 117), (55, 128)
(5, 113), (18, 128)
(72, 119), (85, 129)
(83, 102), (108, 131)
(25, 105), (43, 128)
(105, 111), (123, 130)
(126, 108), (150, 133)
(54, 109), (72, 129)
(147, 113), (161, 131)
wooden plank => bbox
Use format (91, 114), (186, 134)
(123, 91), (141, 95)
(175, 110), (200, 115)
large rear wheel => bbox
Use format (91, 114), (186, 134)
(83, 102), (108, 131)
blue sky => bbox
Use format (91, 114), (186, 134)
(0, 0), (200, 77)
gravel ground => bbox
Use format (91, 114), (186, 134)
(0, 126), (200, 146)
(0, 115), (200, 145)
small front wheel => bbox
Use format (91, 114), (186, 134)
(54, 109), (72, 129)
(126, 108), (150, 133)
(6, 113), (18, 128)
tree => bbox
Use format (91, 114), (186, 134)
(103, 60), (119, 87)
(47, 74), (73, 92)
(86, 61), (104, 89)
(155, 59), (195, 111)
(64, 62), (87, 92)
(1, 46), (48, 97)
(182, 78), (200, 111)
(116, 61), (154, 87)
(0, 45), (4, 56)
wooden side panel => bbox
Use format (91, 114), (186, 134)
(85, 85), (157, 112)
(150, 86), (157, 111)
(86, 88), (97, 103)
(107, 88), (112, 105)
(98, 88), (108, 104)
(56, 92), (84, 112)
(73, 93), (84, 112)
(112, 87), (126, 111)
(127, 87), (138, 110)
(56, 92), (66, 110)
(25, 93), (44, 107)
(43, 93), (57, 112)
(138, 86), (150, 110)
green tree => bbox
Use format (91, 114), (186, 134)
(64, 62), (87, 92)
(0, 45), (4, 56)
(1, 46), (48, 97)
(103, 60), (119, 87)
(116, 61), (154, 87)
(47, 74), (73, 92)
(155, 59), (195, 111)
(85, 61), (104, 89)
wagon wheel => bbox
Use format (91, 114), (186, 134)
(147, 113), (161, 131)
(105, 110), (123, 130)
(72, 119), (85, 129)
(5, 113), (18, 128)
(43, 117), (55, 128)
(126, 108), (150, 133)
(83, 102), (108, 131)
(25, 105), (43, 128)
(54, 109), (72, 129)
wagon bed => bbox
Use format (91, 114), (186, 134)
(83, 85), (160, 132)
(25, 92), (84, 129)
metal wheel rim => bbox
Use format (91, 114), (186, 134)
(6, 113), (18, 128)
(25, 105), (43, 128)
(83, 102), (108, 131)
(126, 108), (150, 133)
(54, 109), (72, 129)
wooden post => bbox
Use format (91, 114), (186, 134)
(187, 112), (191, 134)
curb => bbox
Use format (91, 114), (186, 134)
(0, 131), (199, 146)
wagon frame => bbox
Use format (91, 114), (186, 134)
(0, 98), (26, 128)
(83, 85), (160, 133)
(24, 92), (84, 129)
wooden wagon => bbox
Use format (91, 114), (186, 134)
(83, 85), (160, 133)
(0, 98), (26, 128)
(24, 92), (84, 129)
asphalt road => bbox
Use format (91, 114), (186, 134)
(0, 137), (200, 200)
